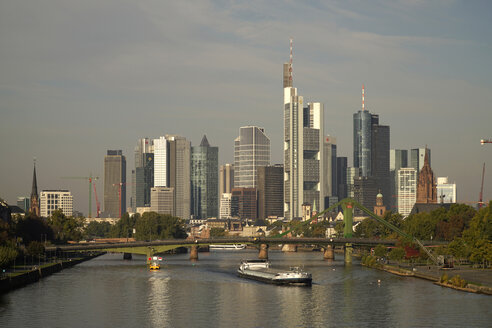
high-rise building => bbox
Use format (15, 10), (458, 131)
(220, 193), (232, 219)
(40, 190), (73, 217)
(398, 168), (417, 217)
(154, 136), (168, 187)
(283, 72), (325, 219)
(257, 164), (284, 219)
(168, 135), (191, 220)
(411, 147), (431, 179)
(323, 136), (337, 199)
(17, 197), (30, 213)
(191, 135), (219, 219)
(416, 149), (437, 204)
(133, 138), (154, 210)
(437, 177), (456, 203)
(29, 161), (40, 216)
(231, 188), (257, 220)
(234, 126), (270, 189)
(353, 85), (390, 210)
(150, 187), (174, 215)
(219, 164), (234, 195)
(390, 149), (408, 210)
(336, 157), (348, 200)
(104, 150), (126, 218)
(347, 167), (361, 198)
(353, 176), (378, 213)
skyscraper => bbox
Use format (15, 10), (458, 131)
(436, 177), (457, 203)
(411, 147), (431, 179)
(219, 164), (234, 195)
(234, 126), (270, 188)
(134, 138), (154, 209)
(353, 85), (390, 210)
(283, 61), (325, 219)
(336, 157), (348, 200)
(390, 149), (408, 210)
(231, 187), (257, 220)
(104, 150), (126, 218)
(257, 164), (284, 219)
(398, 168), (417, 217)
(154, 136), (168, 188)
(191, 135), (219, 219)
(167, 135), (191, 219)
(323, 136), (337, 202)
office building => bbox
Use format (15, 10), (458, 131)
(191, 135), (219, 219)
(353, 176), (378, 213)
(219, 164), (234, 195)
(150, 187), (174, 215)
(234, 126), (270, 188)
(337, 157), (348, 200)
(231, 188), (257, 220)
(40, 190), (73, 217)
(154, 136), (168, 187)
(437, 177), (457, 203)
(104, 150), (126, 218)
(390, 149), (408, 210)
(220, 193), (232, 219)
(398, 168), (417, 217)
(168, 135), (191, 220)
(283, 71), (325, 219)
(347, 167), (361, 198)
(17, 197), (30, 213)
(257, 165), (284, 219)
(323, 136), (337, 199)
(133, 138), (154, 210)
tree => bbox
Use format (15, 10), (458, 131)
(388, 247), (406, 262)
(334, 221), (344, 237)
(15, 214), (54, 244)
(210, 228), (227, 238)
(26, 241), (45, 259)
(48, 209), (84, 242)
(134, 212), (187, 240)
(0, 246), (18, 268)
(84, 221), (112, 239)
(110, 213), (138, 238)
(374, 244), (387, 257)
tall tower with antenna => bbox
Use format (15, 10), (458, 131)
(283, 39), (325, 219)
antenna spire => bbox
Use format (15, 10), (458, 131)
(289, 37), (293, 84)
(362, 84), (365, 111)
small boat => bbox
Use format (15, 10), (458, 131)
(237, 259), (312, 286)
(209, 244), (246, 250)
(149, 256), (163, 271)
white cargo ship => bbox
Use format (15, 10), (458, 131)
(237, 260), (312, 286)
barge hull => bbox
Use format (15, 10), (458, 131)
(237, 272), (312, 286)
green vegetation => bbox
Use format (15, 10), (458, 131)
(48, 209), (84, 242)
(210, 228), (227, 238)
(133, 212), (187, 240)
(84, 221), (112, 238)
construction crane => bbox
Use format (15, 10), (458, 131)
(93, 181), (101, 218)
(479, 163), (486, 209)
(61, 175), (99, 218)
(112, 182), (127, 218)
(481, 139), (492, 145)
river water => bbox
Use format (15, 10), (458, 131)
(1, 250), (491, 328)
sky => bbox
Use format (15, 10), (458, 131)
(1, 0), (491, 215)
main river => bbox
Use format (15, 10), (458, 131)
(1, 250), (491, 327)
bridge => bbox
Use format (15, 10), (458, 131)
(47, 198), (442, 264)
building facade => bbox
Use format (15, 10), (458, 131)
(219, 193), (232, 219)
(219, 164), (234, 195)
(231, 187), (257, 220)
(411, 147), (431, 180)
(168, 135), (191, 220)
(191, 135), (219, 219)
(104, 150), (126, 218)
(347, 167), (362, 198)
(153, 136), (168, 187)
(257, 164), (284, 219)
(397, 168), (417, 217)
(390, 149), (408, 210)
(40, 190), (73, 217)
(336, 157), (348, 201)
(150, 187), (174, 215)
(436, 177), (457, 203)
(284, 85), (325, 219)
(234, 126), (270, 189)
(133, 138), (154, 210)
(17, 197), (30, 213)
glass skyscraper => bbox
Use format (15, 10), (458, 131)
(234, 126), (270, 189)
(191, 135), (219, 219)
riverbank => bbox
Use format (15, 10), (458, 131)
(0, 252), (104, 294)
(363, 261), (492, 295)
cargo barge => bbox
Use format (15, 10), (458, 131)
(237, 260), (312, 286)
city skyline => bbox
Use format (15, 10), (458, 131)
(1, 1), (491, 214)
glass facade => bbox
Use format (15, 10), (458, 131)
(353, 110), (373, 177)
(191, 136), (219, 219)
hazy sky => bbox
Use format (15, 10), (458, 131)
(1, 0), (491, 215)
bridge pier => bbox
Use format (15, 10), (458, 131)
(323, 245), (334, 260)
(258, 244), (269, 259)
(189, 245), (199, 260)
(344, 243), (353, 264)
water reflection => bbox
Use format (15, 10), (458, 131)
(148, 272), (170, 327)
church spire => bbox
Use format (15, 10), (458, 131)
(29, 159), (40, 216)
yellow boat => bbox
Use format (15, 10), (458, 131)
(149, 256), (163, 271)
(149, 263), (160, 271)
